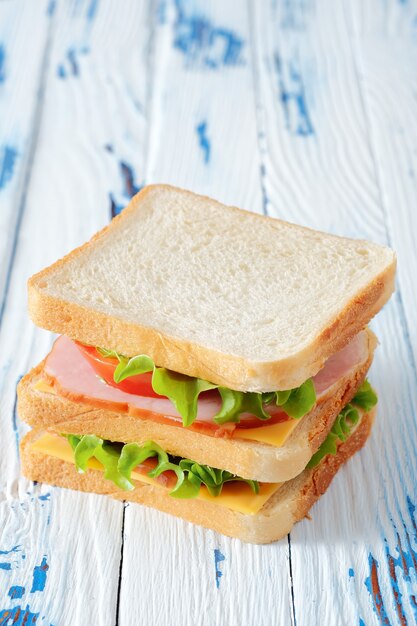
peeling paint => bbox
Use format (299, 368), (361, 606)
(0, 563), (11, 571)
(0, 44), (5, 83)
(57, 47), (87, 79)
(364, 554), (391, 625)
(0, 146), (18, 190)
(173, 0), (244, 69)
(8, 586), (25, 600)
(214, 549), (225, 589)
(12, 376), (22, 455)
(87, 0), (99, 22)
(108, 155), (142, 218)
(46, 0), (56, 17)
(196, 121), (210, 163)
(274, 53), (314, 137)
(0, 546), (22, 556)
(0, 605), (39, 625)
(30, 557), (49, 593)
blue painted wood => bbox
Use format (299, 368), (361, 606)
(253, 2), (417, 624)
(0, 1), (416, 624)
(0, 1), (52, 326)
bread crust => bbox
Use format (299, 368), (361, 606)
(17, 330), (375, 482)
(27, 184), (396, 392)
(20, 409), (375, 544)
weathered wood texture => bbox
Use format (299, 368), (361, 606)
(0, 1), (416, 625)
(252, 2), (417, 625)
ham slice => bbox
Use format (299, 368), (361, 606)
(43, 331), (369, 436)
(45, 336), (218, 422)
(313, 330), (369, 395)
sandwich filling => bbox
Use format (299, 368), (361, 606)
(30, 381), (377, 515)
(36, 330), (371, 446)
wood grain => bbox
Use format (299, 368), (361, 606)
(0, 1), (149, 623)
(0, 0), (416, 624)
(253, 1), (417, 624)
(0, 1), (52, 324)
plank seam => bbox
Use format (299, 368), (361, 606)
(115, 4), (157, 616)
(115, 503), (126, 626)
(0, 6), (57, 329)
(248, 1), (295, 621)
(248, 3), (296, 622)
(287, 534), (297, 626)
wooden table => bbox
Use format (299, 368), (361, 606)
(0, 1), (416, 624)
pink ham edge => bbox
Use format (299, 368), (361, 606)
(44, 331), (369, 427)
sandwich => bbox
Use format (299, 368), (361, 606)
(18, 185), (396, 544)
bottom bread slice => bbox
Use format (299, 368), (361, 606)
(20, 409), (374, 544)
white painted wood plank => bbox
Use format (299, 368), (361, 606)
(145, 0), (264, 213)
(119, 3), (292, 626)
(0, 0), (52, 320)
(122, 507), (293, 626)
(347, 0), (417, 395)
(252, 1), (417, 625)
(0, 1), (151, 623)
(5, 2), (416, 625)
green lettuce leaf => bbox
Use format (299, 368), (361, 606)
(95, 443), (134, 491)
(178, 459), (259, 497)
(67, 434), (81, 452)
(70, 434), (102, 472)
(97, 347), (316, 428)
(96, 347), (123, 360)
(152, 369), (217, 427)
(118, 441), (168, 480)
(214, 389), (270, 425)
(67, 434), (133, 490)
(214, 380), (316, 425)
(306, 380), (377, 469)
(331, 405), (360, 442)
(117, 441), (201, 498)
(274, 378), (316, 419)
(114, 355), (154, 382)
(351, 379), (378, 411)
(110, 353), (217, 427)
(64, 435), (259, 499)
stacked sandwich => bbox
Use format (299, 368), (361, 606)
(18, 185), (395, 544)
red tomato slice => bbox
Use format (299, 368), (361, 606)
(135, 458), (178, 488)
(76, 343), (160, 398)
(74, 343), (291, 428)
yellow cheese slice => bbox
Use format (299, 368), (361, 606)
(33, 379), (301, 448)
(233, 418), (300, 446)
(33, 380), (56, 394)
(31, 433), (280, 515)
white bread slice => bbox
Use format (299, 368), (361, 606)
(20, 408), (375, 544)
(17, 329), (375, 482)
(28, 185), (395, 392)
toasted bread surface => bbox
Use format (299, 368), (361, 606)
(28, 185), (395, 391)
(20, 409), (374, 544)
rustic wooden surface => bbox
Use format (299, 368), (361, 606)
(0, 1), (416, 624)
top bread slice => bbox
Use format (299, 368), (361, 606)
(28, 185), (395, 392)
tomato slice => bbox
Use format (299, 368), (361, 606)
(135, 458), (177, 488)
(76, 343), (160, 397)
(74, 343), (292, 428)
